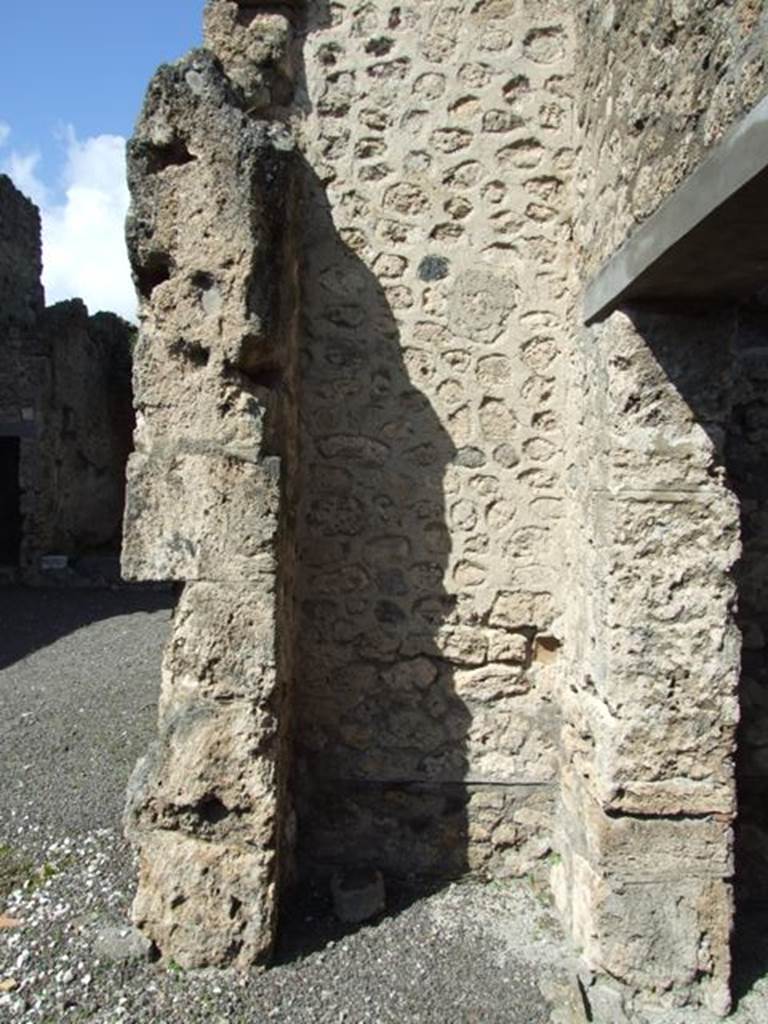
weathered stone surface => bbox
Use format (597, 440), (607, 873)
(123, 452), (280, 582)
(294, 0), (574, 888)
(119, 0), (768, 1015)
(554, 771), (733, 1018)
(558, 303), (741, 1017)
(131, 831), (276, 969)
(576, 0), (768, 280)
(203, 1), (298, 111)
(122, 10), (300, 969)
(157, 580), (278, 707)
(124, 581), (287, 966)
(91, 923), (153, 964)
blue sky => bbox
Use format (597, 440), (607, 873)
(1, 1), (206, 319)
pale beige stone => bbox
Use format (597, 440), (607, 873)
(122, 13), (300, 970)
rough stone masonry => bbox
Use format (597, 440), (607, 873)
(0, 175), (133, 582)
(121, 0), (768, 1018)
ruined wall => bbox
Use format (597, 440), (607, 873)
(0, 175), (43, 329)
(119, 0), (768, 1013)
(577, 0), (768, 277)
(0, 176), (45, 572)
(294, 0), (577, 879)
(556, 311), (740, 1019)
(555, 2), (768, 1016)
(0, 175), (133, 580)
(32, 302), (133, 562)
(121, 11), (302, 966)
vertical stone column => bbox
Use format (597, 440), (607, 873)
(121, 3), (300, 968)
(555, 310), (739, 1018)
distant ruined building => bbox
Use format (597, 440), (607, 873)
(0, 175), (134, 584)
(120, 0), (768, 1020)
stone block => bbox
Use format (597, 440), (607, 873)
(127, 698), (280, 842)
(122, 451), (281, 582)
(159, 581), (278, 706)
(558, 770), (733, 883)
(331, 869), (386, 923)
(131, 831), (276, 969)
(122, 35), (298, 974)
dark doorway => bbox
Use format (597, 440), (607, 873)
(0, 437), (22, 565)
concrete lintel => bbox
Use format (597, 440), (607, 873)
(584, 93), (768, 325)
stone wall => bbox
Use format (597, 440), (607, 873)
(556, 310), (740, 1018)
(294, 0), (577, 881)
(576, 0), (768, 277)
(0, 174), (43, 325)
(121, 18), (302, 967)
(120, 0), (768, 1015)
(559, 3), (768, 1016)
(0, 176), (45, 571)
(0, 174), (133, 581)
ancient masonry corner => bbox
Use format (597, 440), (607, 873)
(121, 0), (302, 967)
(120, 0), (766, 1018)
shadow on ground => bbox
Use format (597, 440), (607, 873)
(275, 874), (447, 963)
(0, 585), (174, 670)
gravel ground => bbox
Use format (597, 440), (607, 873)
(1, 585), (768, 1024)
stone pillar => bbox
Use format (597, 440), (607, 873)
(121, 2), (300, 967)
(555, 309), (740, 1018)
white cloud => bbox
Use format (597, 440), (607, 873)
(3, 149), (49, 208)
(2, 126), (136, 322)
(0, 122), (10, 147)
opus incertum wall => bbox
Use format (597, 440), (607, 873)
(121, 1), (768, 1018)
(294, 0), (575, 884)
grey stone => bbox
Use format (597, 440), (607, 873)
(331, 870), (386, 924)
(92, 924), (153, 964)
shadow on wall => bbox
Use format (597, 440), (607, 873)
(724, 302), (768, 1004)
(293, 163), (471, 890)
(622, 305), (768, 1005)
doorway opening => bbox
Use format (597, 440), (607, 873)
(0, 437), (22, 566)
